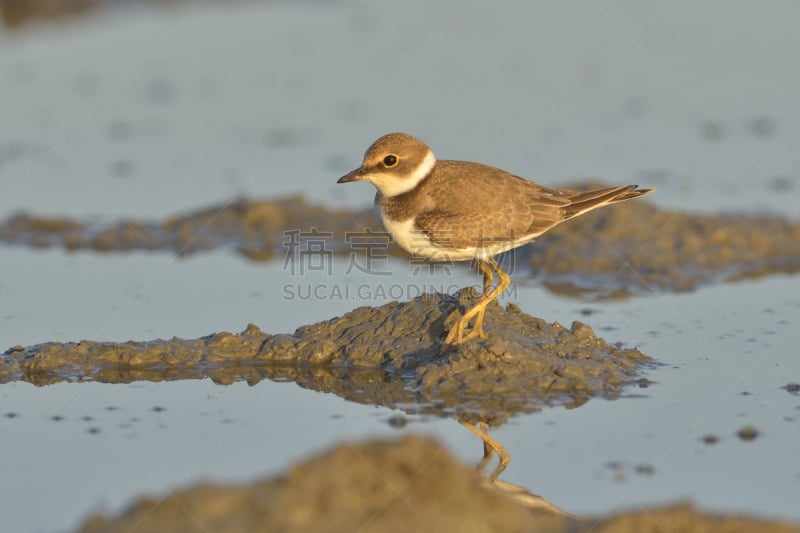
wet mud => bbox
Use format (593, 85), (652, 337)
(1, 0), (184, 28)
(2, 289), (651, 423)
(2, 190), (798, 297)
(77, 436), (800, 533)
(2, 0), (97, 27)
(526, 196), (800, 298)
(0, 197), (372, 261)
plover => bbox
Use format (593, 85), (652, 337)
(338, 132), (653, 346)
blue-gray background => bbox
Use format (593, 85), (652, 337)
(1, 2), (799, 532)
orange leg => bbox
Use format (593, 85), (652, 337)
(445, 257), (511, 345)
(478, 259), (493, 295)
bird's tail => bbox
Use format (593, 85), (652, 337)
(562, 185), (654, 220)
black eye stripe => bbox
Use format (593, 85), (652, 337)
(383, 154), (398, 167)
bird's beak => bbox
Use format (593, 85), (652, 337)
(337, 167), (366, 184)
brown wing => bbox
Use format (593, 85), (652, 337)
(554, 184), (655, 219)
(413, 160), (570, 249)
(413, 161), (654, 249)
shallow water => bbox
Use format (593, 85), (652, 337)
(2, 2), (800, 532)
(2, 250), (799, 531)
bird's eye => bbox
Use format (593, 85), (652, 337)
(383, 154), (398, 167)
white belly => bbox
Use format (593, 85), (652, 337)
(378, 207), (529, 262)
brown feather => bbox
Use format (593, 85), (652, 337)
(381, 160), (653, 250)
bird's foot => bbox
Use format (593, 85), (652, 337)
(443, 321), (466, 346)
(443, 289), (492, 348)
(443, 315), (486, 346)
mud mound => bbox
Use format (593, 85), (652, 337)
(76, 436), (800, 533)
(2, 289), (651, 422)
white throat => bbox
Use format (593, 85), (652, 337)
(370, 149), (435, 197)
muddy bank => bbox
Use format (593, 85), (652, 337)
(2, 191), (798, 297)
(2, 0), (99, 27)
(1, 0), (194, 28)
(0, 196), (372, 261)
(77, 436), (800, 533)
(2, 289), (651, 423)
(526, 197), (800, 298)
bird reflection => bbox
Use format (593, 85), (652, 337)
(461, 420), (510, 482)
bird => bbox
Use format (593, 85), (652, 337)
(338, 132), (653, 346)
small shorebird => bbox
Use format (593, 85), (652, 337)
(338, 132), (653, 346)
